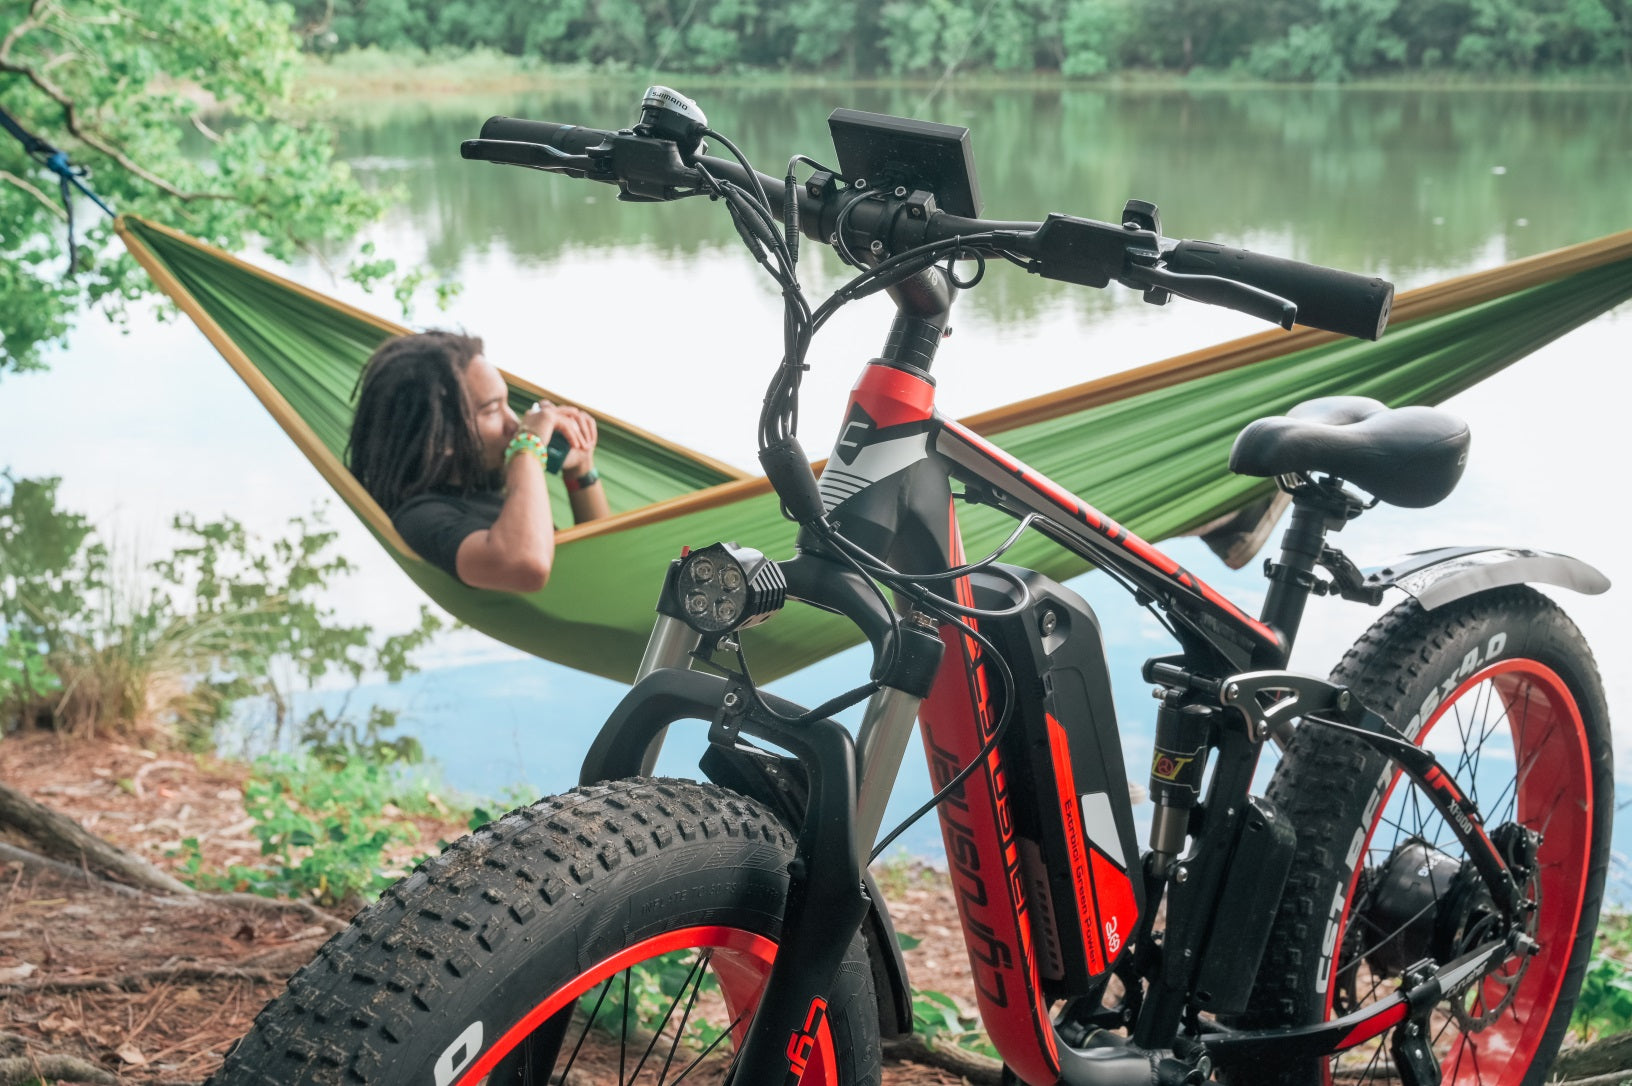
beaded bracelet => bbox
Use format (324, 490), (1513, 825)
(504, 431), (549, 469)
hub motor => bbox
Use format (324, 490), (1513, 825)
(1350, 833), (1535, 1030)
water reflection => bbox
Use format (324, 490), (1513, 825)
(7, 83), (1626, 876)
(336, 83), (1632, 319)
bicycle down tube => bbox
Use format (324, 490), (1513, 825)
(799, 355), (1261, 1082)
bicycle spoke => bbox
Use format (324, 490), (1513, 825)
(670, 1008), (750, 1084)
(629, 951), (713, 1085)
(560, 978), (615, 1083)
(657, 954), (715, 1085)
(620, 968), (632, 1085)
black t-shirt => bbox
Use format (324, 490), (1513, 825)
(392, 487), (506, 585)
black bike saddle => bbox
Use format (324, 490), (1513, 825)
(1230, 396), (1470, 508)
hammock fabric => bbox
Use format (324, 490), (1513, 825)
(117, 216), (1632, 682)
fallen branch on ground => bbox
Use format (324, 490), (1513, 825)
(883, 1034), (1002, 1084)
(0, 1031), (118, 1086)
(0, 784), (346, 931)
(0, 841), (159, 899)
(1, 962), (289, 996)
(0, 779), (193, 894)
(1555, 1032), (1632, 1080)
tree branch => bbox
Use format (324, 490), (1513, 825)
(0, 1054), (118, 1086)
(0, 779), (195, 895)
(0, 169), (68, 220)
(189, 113), (223, 144)
(1552, 1031), (1632, 1079)
(882, 1035), (1003, 1084)
(0, 841), (163, 899)
(0, 51), (233, 203)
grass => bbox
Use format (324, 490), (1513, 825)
(1572, 910), (1632, 1042)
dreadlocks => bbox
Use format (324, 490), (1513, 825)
(348, 331), (489, 512)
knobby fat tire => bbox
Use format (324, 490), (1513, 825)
(207, 778), (883, 1086)
(1236, 585), (1612, 1086)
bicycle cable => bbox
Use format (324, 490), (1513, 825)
(686, 131), (1040, 844)
(868, 609), (1018, 862)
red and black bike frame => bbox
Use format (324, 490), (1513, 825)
(580, 329), (1530, 1086)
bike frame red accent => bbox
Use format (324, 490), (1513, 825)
(934, 416), (1282, 657)
(1334, 1002), (1407, 1049)
(1087, 848), (1139, 967)
(1047, 713), (1108, 975)
(1319, 659), (1592, 1085)
(917, 522), (1062, 1084)
(786, 997), (829, 1078)
(851, 363), (936, 427)
(453, 925), (836, 1086)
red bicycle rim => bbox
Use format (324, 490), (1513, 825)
(1324, 659), (1593, 1085)
(455, 924), (839, 1085)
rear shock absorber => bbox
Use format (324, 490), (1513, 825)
(1147, 698), (1214, 878)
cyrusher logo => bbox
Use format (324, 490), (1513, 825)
(835, 404), (875, 465)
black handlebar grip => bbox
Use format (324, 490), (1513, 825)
(1166, 240), (1394, 340)
(477, 117), (616, 155)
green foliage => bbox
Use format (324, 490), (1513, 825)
(0, 472), (442, 744)
(0, 0), (399, 377)
(1244, 0), (1411, 82)
(1061, 0), (1134, 77)
(910, 987), (999, 1059)
(892, 929), (1000, 1059)
(289, 0), (1632, 80)
(1572, 911), (1632, 1040)
(297, 703), (425, 768)
(175, 751), (462, 905)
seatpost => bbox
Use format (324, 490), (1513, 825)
(1258, 480), (1360, 650)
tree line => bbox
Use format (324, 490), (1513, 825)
(294, 0), (1632, 80)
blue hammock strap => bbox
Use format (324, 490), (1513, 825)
(1, 101), (115, 272)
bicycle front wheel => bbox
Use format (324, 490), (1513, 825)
(210, 778), (882, 1085)
(1241, 586), (1612, 1086)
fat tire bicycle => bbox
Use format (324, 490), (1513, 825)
(209, 89), (1613, 1086)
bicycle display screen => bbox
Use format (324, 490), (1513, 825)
(828, 108), (983, 218)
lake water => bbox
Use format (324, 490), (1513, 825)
(3, 82), (1629, 885)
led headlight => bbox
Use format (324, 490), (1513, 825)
(670, 542), (786, 636)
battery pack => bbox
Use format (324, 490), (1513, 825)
(968, 567), (1143, 999)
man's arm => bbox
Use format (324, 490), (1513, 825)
(455, 451), (555, 592)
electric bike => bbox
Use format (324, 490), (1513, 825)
(211, 88), (1613, 1086)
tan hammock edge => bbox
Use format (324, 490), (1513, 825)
(116, 214), (1632, 681)
(116, 216), (751, 559)
(546, 226), (1632, 544)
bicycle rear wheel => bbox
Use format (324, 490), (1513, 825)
(1240, 586), (1612, 1086)
(209, 778), (882, 1085)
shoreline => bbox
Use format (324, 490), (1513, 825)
(296, 47), (1632, 103)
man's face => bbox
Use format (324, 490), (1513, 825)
(465, 355), (518, 472)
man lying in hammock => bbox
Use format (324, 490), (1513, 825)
(347, 331), (610, 592)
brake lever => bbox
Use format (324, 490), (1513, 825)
(1123, 264), (1298, 329)
(459, 138), (604, 177)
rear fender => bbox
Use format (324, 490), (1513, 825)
(1362, 546), (1609, 610)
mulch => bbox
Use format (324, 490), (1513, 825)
(0, 731), (980, 1084)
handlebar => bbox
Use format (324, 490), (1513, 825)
(462, 115), (1394, 341)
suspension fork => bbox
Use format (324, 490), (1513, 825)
(633, 612), (701, 774)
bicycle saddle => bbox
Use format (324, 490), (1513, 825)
(1230, 395), (1470, 508)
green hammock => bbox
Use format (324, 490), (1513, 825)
(118, 216), (1632, 682)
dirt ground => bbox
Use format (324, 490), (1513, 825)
(0, 731), (984, 1085)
